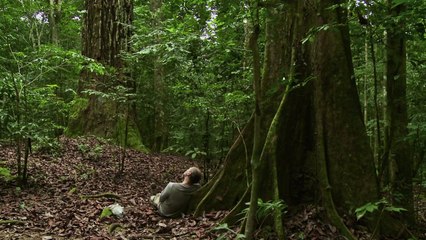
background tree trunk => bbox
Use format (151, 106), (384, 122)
(150, 0), (167, 152)
(48, 0), (62, 45)
(384, 0), (414, 224)
(69, 0), (144, 150)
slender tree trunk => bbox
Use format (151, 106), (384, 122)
(368, 27), (382, 172)
(49, 0), (62, 45)
(384, 0), (414, 224)
(16, 139), (22, 180)
(150, 0), (167, 152)
(363, 39), (368, 126)
(12, 74), (22, 180)
(22, 138), (30, 184)
(244, 0), (262, 237)
(203, 110), (211, 181)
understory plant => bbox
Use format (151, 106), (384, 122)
(355, 198), (408, 239)
(0, 46), (84, 185)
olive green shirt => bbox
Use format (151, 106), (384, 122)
(158, 182), (200, 217)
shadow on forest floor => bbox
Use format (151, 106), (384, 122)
(0, 136), (425, 239)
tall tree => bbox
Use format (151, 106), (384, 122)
(383, 0), (414, 224)
(48, 0), (62, 44)
(68, 0), (143, 149)
(191, 0), (410, 238)
(150, 0), (167, 152)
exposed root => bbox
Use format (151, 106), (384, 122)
(0, 220), (25, 225)
(80, 192), (121, 200)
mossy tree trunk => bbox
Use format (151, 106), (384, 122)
(244, 0), (263, 238)
(191, 4), (290, 228)
(189, 0), (402, 237)
(309, 1), (377, 238)
(308, 0), (380, 211)
(69, 0), (144, 150)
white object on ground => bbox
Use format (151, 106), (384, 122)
(108, 203), (124, 217)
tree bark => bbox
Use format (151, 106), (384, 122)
(191, 0), (306, 216)
(69, 0), (143, 149)
(384, 0), (414, 224)
(49, 0), (62, 45)
(150, 0), (167, 152)
(190, 0), (388, 237)
(308, 0), (379, 210)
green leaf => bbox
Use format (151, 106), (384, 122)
(212, 223), (230, 231)
(236, 233), (246, 239)
(100, 207), (113, 219)
(355, 202), (379, 220)
(384, 206), (407, 213)
(392, 0), (412, 7)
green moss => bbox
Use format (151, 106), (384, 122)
(65, 97), (89, 136)
(116, 117), (149, 153)
(65, 96), (149, 152)
(108, 223), (123, 234)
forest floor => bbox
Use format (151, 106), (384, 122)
(0, 136), (425, 240)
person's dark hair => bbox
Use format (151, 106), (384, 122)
(189, 167), (202, 184)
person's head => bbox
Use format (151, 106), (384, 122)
(183, 167), (202, 184)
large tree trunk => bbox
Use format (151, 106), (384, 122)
(191, 0), (312, 215)
(69, 0), (143, 150)
(190, 0), (387, 237)
(309, 0), (379, 210)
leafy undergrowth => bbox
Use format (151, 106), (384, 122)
(0, 137), (425, 240)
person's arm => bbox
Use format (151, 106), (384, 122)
(159, 183), (173, 203)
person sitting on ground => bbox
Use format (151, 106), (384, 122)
(150, 166), (202, 218)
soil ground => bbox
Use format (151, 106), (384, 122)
(0, 137), (425, 239)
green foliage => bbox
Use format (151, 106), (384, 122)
(256, 199), (287, 221)
(130, 0), (252, 159)
(355, 202), (379, 220)
(99, 207), (113, 220)
(241, 199), (287, 223)
(78, 143), (103, 161)
(68, 187), (78, 195)
(185, 147), (207, 159)
(350, 0), (426, 186)
(212, 223), (246, 240)
(355, 198), (407, 220)
(0, 0), (84, 147)
(66, 97), (89, 135)
(0, 167), (12, 181)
